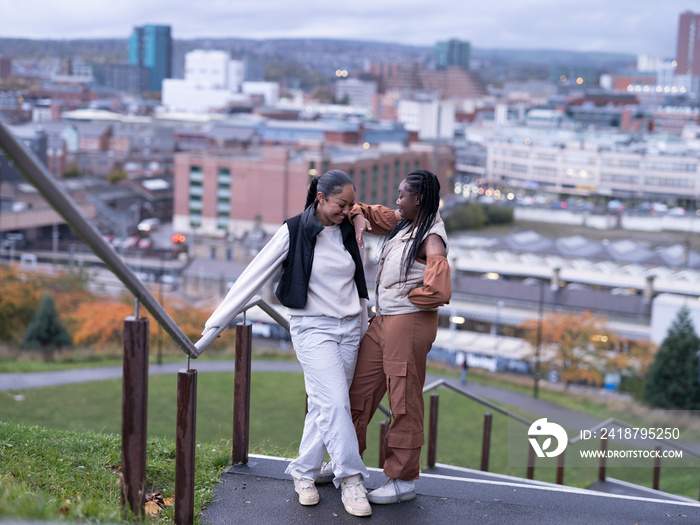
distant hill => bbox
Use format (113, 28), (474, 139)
(0, 37), (635, 71)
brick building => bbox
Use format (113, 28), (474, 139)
(173, 143), (454, 238)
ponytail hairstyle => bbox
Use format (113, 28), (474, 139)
(305, 169), (354, 210)
(384, 169), (441, 281)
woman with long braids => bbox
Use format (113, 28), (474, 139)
(348, 169), (451, 504)
(200, 169), (372, 517)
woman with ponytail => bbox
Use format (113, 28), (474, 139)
(201, 169), (372, 517)
(348, 169), (452, 505)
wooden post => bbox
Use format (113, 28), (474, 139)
(378, 421), (389, 468)
(526, 446), (536, 480)
(121, 316), (149, 520)
(427, 393), (439, 469)
(480, 412), (492, 471)
(175, 369), (197, 525)
(653, 446), (661, 490)
(556, 450), (565, 485)
(598, 438), (608, 482)
(232, 323), (252, 465)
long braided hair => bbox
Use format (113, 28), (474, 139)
(304, 169), (354, 210)
(383, 170), (441, 281)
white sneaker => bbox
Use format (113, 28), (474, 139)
(367, 478), (416, 504)
(315, 460), (334, 485)
(294, 477), (319, 506)
(340, 474), (372, 516)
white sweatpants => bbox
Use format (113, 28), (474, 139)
(285, 314), (369, 487)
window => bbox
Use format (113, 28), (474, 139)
(371, 166), (378, 202)
(382, 165), (390, 206)
(360, 169), (367, 202)
(216, 167), (231, 229)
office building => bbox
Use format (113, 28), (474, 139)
(435, 39), (471, 70)
(676, 11), (700, 77)
(128, 24), (172, 92)
(0, 56), (11, 79)
(95, 64), (151, 93)
(334, 78), (377, 108)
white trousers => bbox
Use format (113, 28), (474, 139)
(285, 314), (369, 487)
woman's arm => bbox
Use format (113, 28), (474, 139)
(408, 234), (451, 308)
(202, 225), (290, 335)
(350, 202), (400, 248)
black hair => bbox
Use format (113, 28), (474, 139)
(384, 169), (441, 281)
(305, 169), (354, 209)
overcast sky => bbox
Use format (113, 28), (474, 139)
(0, 1), (694, 57)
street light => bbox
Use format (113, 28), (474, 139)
(533, 279), (545, 399)
(157, 251), (172, 365)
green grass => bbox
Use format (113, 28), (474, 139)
(0, 421), (230, 523)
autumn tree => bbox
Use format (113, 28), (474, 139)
(72, 298), (139, 350)
(22, 294), (72, 358)
(518, 310), (612, 387)
(71, 295), (235, 353)
(643, 306), (700, 409)
(0, 266), (42, 342)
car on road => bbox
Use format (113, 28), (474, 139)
(137, 218), (161, 233)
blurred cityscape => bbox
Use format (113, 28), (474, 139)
(2, 11), (700, 383)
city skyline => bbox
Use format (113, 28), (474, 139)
(0, 1), (693, 58)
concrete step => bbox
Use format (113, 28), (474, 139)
(201, 454), (700, 525)
(428, 462), (697, 502)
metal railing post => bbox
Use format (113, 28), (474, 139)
(526, 446), (536, 480)
(480, 412), (492, 471)
(598, 438), (608, 482)
(556, 450), (565, 485)
(121, 315), (149, 520)
(232, 323), (252, 464)
(427, 393), (439, 468)
(175, 369), (197, 525)
(378, 420), (389, 468)
(653, 446), (661, 490)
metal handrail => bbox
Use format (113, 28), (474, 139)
(194, 295), (290, 353)
(423, 378), (534, 426)
(0, 121), (199, 357)
(376, 378), (535, 428)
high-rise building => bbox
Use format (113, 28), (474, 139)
(0, 56), (11, 79)
(435, 39), (471, 70)
(676, 11), (700, 76)
(128, 24), (172, 92)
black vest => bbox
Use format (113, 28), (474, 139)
(275, 204), (368, 309)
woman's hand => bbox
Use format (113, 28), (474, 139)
(352, 214), (372, 249)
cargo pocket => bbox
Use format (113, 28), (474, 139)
(384, 360), (407, 415)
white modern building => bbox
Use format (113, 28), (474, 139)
(397, 99), (455, 140)
(183, 50), (243, 90)
(242, 81), (280, 106)
(162, 50), (279, 113)
(481, 126), (700, 201)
